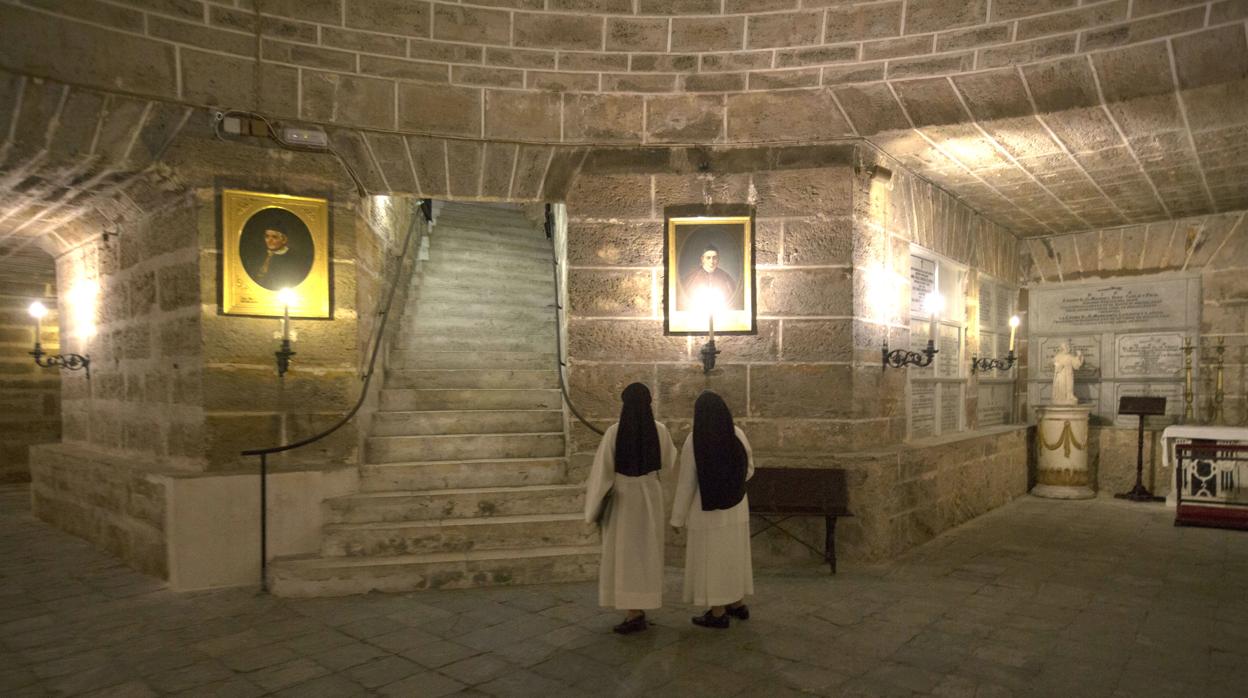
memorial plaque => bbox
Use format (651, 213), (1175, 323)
(1033, 277), (1196, 334)
(995, 285), (1013, 330)
(1113, 383), (1183, 427)
(980, 332), (999, 360)
(937, 324), (960, 378)
(1038, 336), (1101, 376)
(909, 319), (934, 377)
(979, 282), (995, 328)
(940, 386), (961, 433)
(911, 382), (936, 438)
(910, 256), (935, 316)
(977, 382), (1012, 427)
(1116, 333), (1184, 379)
(1118, 396), (1167, 416)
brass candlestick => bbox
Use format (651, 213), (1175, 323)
(1182, 336), (1194, 423)
(1213, 336), (1225, 425)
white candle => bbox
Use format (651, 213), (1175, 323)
(708, 310), (715, 342)
(1008, 315), (1020, 352)
(924, 293), (943, 345)
(277, 288), (296, 342)
(28, 301), (47, 347)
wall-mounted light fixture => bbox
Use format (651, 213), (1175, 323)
(27, 301), (90, 379)
(882, 292), (942, 370)
(971, 315), (1020, 373)
(696, 287), (722, 374)
(866, 164), (894, 190)
(275, 288), (297, 377)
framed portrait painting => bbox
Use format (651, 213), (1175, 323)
(220, 189), (331, 318)
(664, 207), (756, 336)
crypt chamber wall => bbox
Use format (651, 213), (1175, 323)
(0, 0), (1245, 589)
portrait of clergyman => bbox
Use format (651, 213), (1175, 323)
(239, 208), (315, 291)
(221, 189), (331, 319)
(664, 209), (756, 335)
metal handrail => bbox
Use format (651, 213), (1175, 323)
(545, 206), (603, 437)
(242, 202), (425, 591)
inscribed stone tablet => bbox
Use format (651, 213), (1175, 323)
(1116, 333), (1184, 379)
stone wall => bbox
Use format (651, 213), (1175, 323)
(1020, 210), (1248, 493)
(563, 143), (1030, 562)
(54, 196), (205, 470)
(29, 126), (413, 582)
(0, 276), (60, 482)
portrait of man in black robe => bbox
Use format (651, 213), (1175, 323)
(239, 207), (315, 291)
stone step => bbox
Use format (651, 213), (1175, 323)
(412, 285), (553, 306)
(325, 484), (585, 523)
(321, 513), (595, 557)
(431, 227), (549, 250)
(408, 300), (554, 322)
(390, 333), (554, 353)
(419, 263), (552, 285)
(419, 273), (551, 292)
(372, 409), (564, 436)
(384, 369), (559, 390)
(428, 240), (551, 262)
(360, 457), (570, 491)
(435, 211), (539, 228)
(367, 431), (565, 463)
(386, 350), (554, 370)
(376, 389), (564, 412)
(400, 315), (555, 335)
(267, 545), (600, 597)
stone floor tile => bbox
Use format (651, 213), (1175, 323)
(246, 657), (331, 692)
(438, 653), (519, 686)
(398, 639), (482, 670)
(344, 655), (424, 688)
(272, 673), (369, 697)
(376, 670), (465, 697)
(79, 679), (159, 697)
(310, 640), (391, 671)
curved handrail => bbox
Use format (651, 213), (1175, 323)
(546, 206), (604, 437)
(243, 202), (422, 592)
(241, 208), (422, 458)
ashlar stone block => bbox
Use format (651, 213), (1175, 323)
(655, 364), (748, 420)
(758, 268), (852, 317)
(749, 364), (853, 418)
(567, 269), (654, 318)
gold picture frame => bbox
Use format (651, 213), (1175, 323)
(220, 189), (331, 318)
(664, 209), (756, 335)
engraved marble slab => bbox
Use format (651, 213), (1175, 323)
(1116, 333), (1185, 379)
(1038, 335), (1101, 377)
(911, 382), (936, 438)
(977, 382), (1013, 427)
(1032, 277), (1199, 334)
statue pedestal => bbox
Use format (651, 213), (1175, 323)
(1033, 405), (1094, 499)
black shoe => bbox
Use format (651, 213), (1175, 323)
(726, 604), (750, 620)
(613, 614), (648, 635)
(691, 610), (729, 629)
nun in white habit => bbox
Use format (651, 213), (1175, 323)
(584, 382), (677, 634)
(671, 391), (754, 628)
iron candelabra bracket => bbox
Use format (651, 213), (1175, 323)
(275, 339), (296, 377)
(882, 339), (938, 370)
(971, 351), (1017, 374)
(700, 338), (720, 374)
(30, 343), (90, 379)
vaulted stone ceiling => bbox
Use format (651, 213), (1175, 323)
(0, 0), (1245, 242)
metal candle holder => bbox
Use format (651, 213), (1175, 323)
(30, 342), (91, 379)
(700, 312), (720, 374)
(1182, 337), (1194, 423)
(1213, 336), (1226, 425)
(971, 350), (1016, 373)
(275, 339), (295, 377)
(882, 338), (938, 370)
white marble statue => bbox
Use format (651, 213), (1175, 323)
(1051, 342), (1084, 405)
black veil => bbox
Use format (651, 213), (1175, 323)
(692, 391), (748, 511)
(614, 383), (662, 477)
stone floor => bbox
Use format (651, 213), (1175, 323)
(2, 484), (1246, 697)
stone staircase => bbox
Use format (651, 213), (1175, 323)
(268, 202), (598, 597)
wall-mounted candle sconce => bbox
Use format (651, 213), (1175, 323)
(275, 288), (297, 377)
(28, 301), (90, 379)
(972, 315), (1020, 373)
(883, 293), (942, 370)
(696, 287), (723, 374)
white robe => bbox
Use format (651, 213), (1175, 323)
(670, 427), (755, 607)
(583, 422), (677, 610)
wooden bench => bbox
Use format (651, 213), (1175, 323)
(747, 467), (851, 574)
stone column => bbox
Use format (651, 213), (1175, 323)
(1033, 405), (1094, 499)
